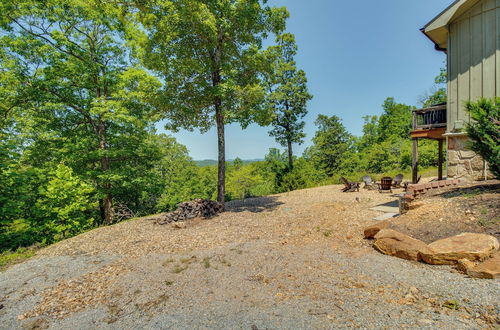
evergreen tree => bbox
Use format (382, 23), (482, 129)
(266, 33), (312, 168)
(308, 115), (355, 176)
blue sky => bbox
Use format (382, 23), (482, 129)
(158, 0), (451, 160)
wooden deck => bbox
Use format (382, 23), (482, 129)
(411, 104), (447, 183)
(410, 127), (446, 140)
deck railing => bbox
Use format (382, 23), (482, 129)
(412, 104), (447, 130)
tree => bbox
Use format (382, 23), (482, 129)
(35, 164), (96, 240)
(135, 0), (289, 207)
(308, 115), (355, 176)
(466, 98), (500, 178)
(377, 98), (414, 142)
(1, 0), (161, 224)
(421, 67), (447, 107)
(265, 33), (312, 168)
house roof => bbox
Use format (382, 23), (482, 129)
(421, 0), (482, 51)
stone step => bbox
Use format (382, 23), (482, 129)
(373, 212), (399, 221)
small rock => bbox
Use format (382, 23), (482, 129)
(456, 259), (476, 273)
(172, 222), (187, 229)
(409, 286), (419, 294)
(466, 251), (500, 279)
(363, 220), (391, 239)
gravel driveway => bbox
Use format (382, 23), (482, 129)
(1, 185), (499, 329)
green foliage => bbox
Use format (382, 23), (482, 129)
(377, 98), (414, 142)
(226, 164), (268, 200)
(0, 4), (446, 259)
(0, 246), (37, 271)
(307, 115), (356, 176)
(422, 67), (447, 107)
(135, 0), (289, 204)
(35, 165), (96, 240)
(466, 98), (500, 178)
(265, 33), (312, 167)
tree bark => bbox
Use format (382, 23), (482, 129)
(212, 27), (225, 208)
(287, 139), (293, 169)
(98, 121), (114, 224)
(215, 99), (225, 208)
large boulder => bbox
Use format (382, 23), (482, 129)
(373, 229), (432, 261)
(364, 220), (391, 239)
(466, 252), (500, 279)
(420, 233), (499, 265)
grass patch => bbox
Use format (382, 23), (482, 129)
(323, 230), (332, 237)
(220, 258), (231, 267)
(165, 280), (174, 286)
(180, 256), (197, 264)
(202, 257), (211, 269)
(478, 216), (499, 227)
(172, 264), (188, 274)
(0, 246), (37, 271)
(442, 299), (460, 310)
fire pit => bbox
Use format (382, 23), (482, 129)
(379, 177), (393, 192)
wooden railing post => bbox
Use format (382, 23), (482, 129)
(412, 138), (418, 184)
(438, 139), (444, 180)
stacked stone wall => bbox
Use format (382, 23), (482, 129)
(447, 135), (491, 181)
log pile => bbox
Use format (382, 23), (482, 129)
(155, 199), (223, 225)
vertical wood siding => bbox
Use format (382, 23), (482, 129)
(447, 0), (500, 131)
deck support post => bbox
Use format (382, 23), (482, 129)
(438, 139), (444, 180)
(412, 138), (418, 184)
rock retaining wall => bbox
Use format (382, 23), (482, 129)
(447, 135), (491, 181)
(399, 179), (461, 214)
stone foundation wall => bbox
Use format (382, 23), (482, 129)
(447, 135), (491, 181)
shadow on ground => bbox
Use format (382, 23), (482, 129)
(376, 200), (400, 208)
(226, 196), (284, 213)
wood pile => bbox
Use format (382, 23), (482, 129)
(155, 199), (223, 225)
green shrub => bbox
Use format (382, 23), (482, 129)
(466, 98), (500, 178)
(34, 164), (97, 240)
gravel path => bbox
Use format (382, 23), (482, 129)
(1, 184), (499, 329)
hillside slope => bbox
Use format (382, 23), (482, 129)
(1, 184), (498, 329)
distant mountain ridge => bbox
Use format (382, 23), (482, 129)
(195, 159), (263, 167)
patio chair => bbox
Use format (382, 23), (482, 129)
(378, 176), (393, 193)
(392, 174), (404, 188)
(341, 177), (360, 192)
(362, 175), (376, 190)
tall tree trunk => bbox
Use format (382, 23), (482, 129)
(215, 98), (225, 208)
(212, 27), (225, 208)
(98, 121), (113, 224)
(287, 139), (293, 169)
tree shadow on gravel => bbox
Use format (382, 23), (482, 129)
(226, 196), (284, 213)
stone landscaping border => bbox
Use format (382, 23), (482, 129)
(399, 179), (461, 214)
(407, 179), (461, 197)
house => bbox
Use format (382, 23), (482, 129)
(411, 0), (499, 182)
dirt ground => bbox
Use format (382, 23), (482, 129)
(0, 182), (499, 329)
(392, 181), (500, 243)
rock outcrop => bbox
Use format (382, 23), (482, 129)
(373, 229), (431, 261)
(420, 233), (499, 265)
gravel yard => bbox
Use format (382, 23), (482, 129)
(1, 184), (499, 329)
